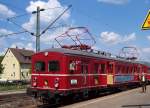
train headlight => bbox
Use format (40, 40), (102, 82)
(33, 77), (37, 87)
(44, 80), (48, 86)
(54, 78), (59, 89)
(54, 83), (59, 88)
(44, 52), (48, 56)
(33, 82), (37, 87)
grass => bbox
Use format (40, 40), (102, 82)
(0, 83), (28, 91)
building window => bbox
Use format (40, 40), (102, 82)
(48, 61), (60, 72)
(29, 57), (31, 60)
(35, 61), (45, 72)
(26, 72), (28, 76)
(21, 72), (25, 78)
(13, 64), (15, 68)
(13, 72), (15, 77)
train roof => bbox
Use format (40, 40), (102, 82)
(41, 48), (141, 64)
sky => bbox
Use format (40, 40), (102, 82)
(0, 0), (150, 61)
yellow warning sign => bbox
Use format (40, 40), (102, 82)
(142, 10), (150, 30)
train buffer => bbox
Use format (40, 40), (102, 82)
(61, 86), (150, 108)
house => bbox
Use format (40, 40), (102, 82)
(1, 47), (34, 81)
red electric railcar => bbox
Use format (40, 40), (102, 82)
(28, 27), (149, 104)
(28, 47), (148, 103)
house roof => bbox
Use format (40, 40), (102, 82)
(9, 48), (34, 63)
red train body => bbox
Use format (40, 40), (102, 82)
(28, 48), (149, 103)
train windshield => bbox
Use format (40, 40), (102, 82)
(48, 61), (60, 72)
(35, 61), (45, 72)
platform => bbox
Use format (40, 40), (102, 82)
(61, 86), (150, 108)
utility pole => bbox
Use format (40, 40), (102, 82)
(36, 6), (40, 52)
(32, 5), (72, 52)
(32, 6), (45, 52)
(3, 5), (72, 53)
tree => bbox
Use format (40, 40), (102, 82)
(0, 56), (4, 75)
(0, 63), (4, 74)
(0, 56), (3, 62)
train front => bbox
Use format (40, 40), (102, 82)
(27, 50), (67, 104)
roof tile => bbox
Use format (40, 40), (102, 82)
(9, 48), (34, 63)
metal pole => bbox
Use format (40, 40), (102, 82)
(36, 6), (40, 52)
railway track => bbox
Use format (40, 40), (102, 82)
(37, 88), (123, 108)
(0, 93), (36, 108)
(0, 85), (140, 108)
(37, 85), (140, 108)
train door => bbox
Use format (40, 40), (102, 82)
(99, 61), (107, 86)
(107, 61), (115, 85)
(138, 64), (142, 78)
(81, 61), (88, 87)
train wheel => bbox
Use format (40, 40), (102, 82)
(73, 93), (82, 102)
(33, 97), (43, 107)
(83, 89), (89, 99)
(54, 95), (63, 106)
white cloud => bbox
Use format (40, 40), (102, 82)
(142, 47), (150, 53)
(97, 0), (129, 5)
(0, 4), (16, 18)
(138, 47), (150, 62)
(26, 43), (35, 51)
(0, 52), (4, 55)
(11, 42), (35, 51)
(22, 0), (70, 31)
(123, 33), (136, 42)
(100, 31), (121, 44)
(147, 35), (150, 40)
(40, 27), (68, 44)
(100, 31), (136, 45)
(0, 28), (13, 35)
(11, 42), (24, 48)
(0, 48), (7, 55)
(22, 16), (36, 32)
(0, 38), (5, 48)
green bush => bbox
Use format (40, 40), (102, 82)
(0, 83), (27, 91)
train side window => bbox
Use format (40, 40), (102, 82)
(101, 64), (106, 74)
(148, 68), (150, 73)
(137, 67), (140, 73)
(122, 66), (124, 73)
(94, 63), (99, 74)
(132, 67), (134, 74)
(35, 61), (45, 72)
(81, 64), (83, 73)
(48, 61), (60, 72)
(108, 63), (113, 73)
(134, 67), (137, 73)
(129, 67), (131, 74)
(81, 64), (88, 74)
(69, 60), (76, 73)
(127, 66), (129, 74)
(133, 67), (135, 73)
(117, 65), (121, 74)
